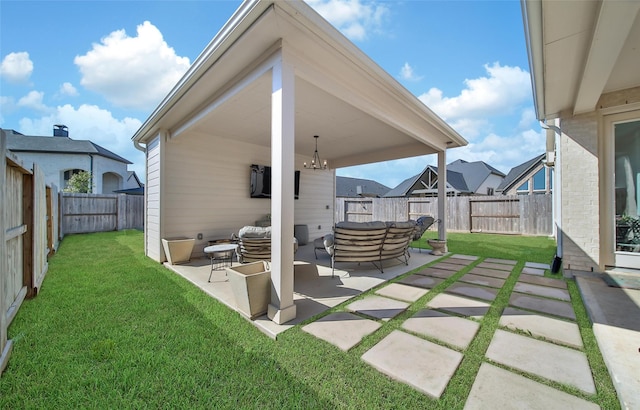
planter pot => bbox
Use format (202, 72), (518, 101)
(226, 261), (271, 319)
(162, 237), (195, 265)
(427, 239), (447, 256)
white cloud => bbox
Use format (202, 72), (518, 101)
(74, 21), (190, 111)
(518, 107), (536, 130)
(400, 62), (422, 81)
(419, 62), (531, 121)
(59, 82), (79, 97)
(17, 104), (145, 181)
(306, 0), (389, 41)
(0, 52), (34, 84)
(17, 90), (50, 112)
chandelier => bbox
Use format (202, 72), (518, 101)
(303, 135), (327, 170)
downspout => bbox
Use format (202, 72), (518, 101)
(541, 120), (563, 272)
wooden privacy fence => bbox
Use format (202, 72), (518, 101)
(336, 195), (552, 236)
(2, 130), (58, 376)
(60, 193), (144, 235)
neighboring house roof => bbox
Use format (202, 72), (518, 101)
(127, 171), (144, 187)
(384, 165), (470, 197)
(336, 176), (390, 197)
(114, 187), (144, 195)
(447, 159), (506, 193)
(4, 129), (132, 164)
(496, 154), (545, 193)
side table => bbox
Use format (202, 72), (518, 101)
(204, 243), (237, 282)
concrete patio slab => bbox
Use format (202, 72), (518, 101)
(500, 307), (583, 348)
(525, 262), (551, 270)
(513, 282), (571, 301)
(427, 293), (491, 319)
(402, 309), (480, 349)
(521, 267), (545, 276)
(446, 282), (499, 302)
(444, 257), (475, 266)
(518, 274), (567, 289)
(450, 254), (479, 261)
(302, 312), (381, 351)
(464, 363), (600, 410)
(415, 267), (458, 279)
(346, 295), (410, 321)
(376, 283), (429, 303)
(476, 262), (514, 271)
(398, 274), (444, 290)
(468, 267), (511, 279)
(361, 330), (463, 399)
(575, 273), (640, 410)
(431, 262), (464, 272)
(510, 293), (576, 320)
(484, 258), (517, 265)
(486, 329), (595, 394)
(458, 273), (505, 289)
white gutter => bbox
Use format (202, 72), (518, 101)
(521, 0), (545, 120)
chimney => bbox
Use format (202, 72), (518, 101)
(53, 124), (68, 137)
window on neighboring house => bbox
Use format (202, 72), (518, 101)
(516, 180), (529, 194)
(550, 168), (554, 190)
(487, 187), (494, 196)
(533, 168), (546, 192)
(63, 169), (84, 186)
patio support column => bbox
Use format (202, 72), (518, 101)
(437, 150), (448, 247)
(267, 51), (297, 324)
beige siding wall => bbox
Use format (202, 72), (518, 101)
(161, 133), (335, 259)
(559, 86), (640, 271)
(146, 136), (162, 261)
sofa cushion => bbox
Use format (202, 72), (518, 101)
(335, 221), (387, 230)
(238, 226), (271, 238)
(388, 221), (417, 229)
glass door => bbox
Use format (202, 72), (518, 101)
(614, 119), (640, 269)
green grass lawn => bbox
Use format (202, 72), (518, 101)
(0, 230), (619, 409)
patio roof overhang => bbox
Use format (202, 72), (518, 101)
(523, 0), (640, 120)
(131, 0), (466, 168)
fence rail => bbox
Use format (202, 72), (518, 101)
(336, 195), (552, 236)
(60, 193), (144, 235)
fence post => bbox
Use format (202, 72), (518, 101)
(117, 194), (127, 231)
(0, 129), (13, 376)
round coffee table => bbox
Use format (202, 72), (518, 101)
(204, 243), (237, 282)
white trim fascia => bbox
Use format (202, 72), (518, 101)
(521, 0), (545, 120)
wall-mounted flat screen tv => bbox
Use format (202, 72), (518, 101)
(250, 164), (300, 199)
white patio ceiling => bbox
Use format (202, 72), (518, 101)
(132, 0), (466, 168)
(524, 0), (640, 119)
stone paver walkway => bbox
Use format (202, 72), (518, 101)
(302, 255), (604, 408)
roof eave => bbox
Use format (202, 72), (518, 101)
(521, 0), (545, 120)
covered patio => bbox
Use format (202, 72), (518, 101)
(132, 0), (466, 325)
(165, 242), (440, 338)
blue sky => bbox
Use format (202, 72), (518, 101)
(1, 0), (542, 188)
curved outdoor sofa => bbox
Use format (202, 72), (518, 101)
(236, 226), (298, 263)
(323, 220), (417, 277)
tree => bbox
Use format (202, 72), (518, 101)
(64, 171), (93, 193)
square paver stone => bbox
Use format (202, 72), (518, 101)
(500, 307), (583, 348)
(513, 282), (571, 301)
(451, 254), (479, 261)
(485, 329), (595, 394)
(525, 262), (551, 270)
(518, 274), (567, 289)
(509, 293), (576, 320)
(402, 309), (480, 349)
(398, 274), (444, 290)
(447, 282), (499, 302)
(444, 257), (474, 266)
(469, 267), (511, 279)
(376, 283), (429, 303)
(464, 363), (600, 410)
(476, 262), (514, 272)
(347, 295), (410, 321)
(427, 293), (491, 319)
(459, 273), (505, 289)
(484, 258), (517, 265)
(431, 262), (463, 272)
(521, 267), (545, 276)
(362, 330), (463, 399)
(302, 312), (381, 351)
(416, 267), (458, 279)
